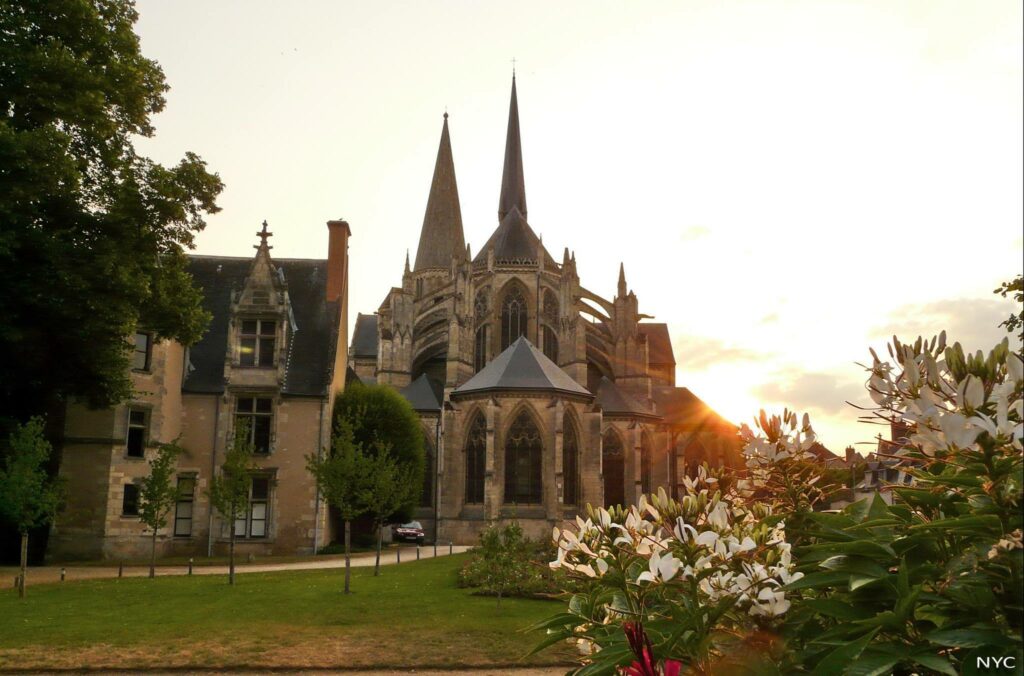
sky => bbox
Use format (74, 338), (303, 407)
(133, 0), (1023, 455)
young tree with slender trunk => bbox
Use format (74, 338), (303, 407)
(307, 419), (370, 594)
(359, 446), (418, 577)
(208, 422), (256, 586)
(0, 419), (64, 598)
(138, 442), (183, 578)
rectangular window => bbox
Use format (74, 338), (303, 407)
(132, 332), (152, 371)
(122, 483), (140, 516)
(126, 409), (147, 458)
(233, 476), (271, 538)
(239, 319), (276, 367)
(173, 476), (196, 537)
(235, 397), (272, 454)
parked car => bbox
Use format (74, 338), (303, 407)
(392, 521), (425, 545)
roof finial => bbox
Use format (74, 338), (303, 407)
(255, 219), (273, 251)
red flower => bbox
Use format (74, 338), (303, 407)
(620, 622), (682, 676)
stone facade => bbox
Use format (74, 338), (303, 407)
(351, 77), (740, 545)
(51, 220), (351, 561)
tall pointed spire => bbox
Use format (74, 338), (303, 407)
(497, 73), (527, 222)
(414, 112), (466, 272)
(618, 262), (627, 298)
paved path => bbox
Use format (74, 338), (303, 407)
(1, 545), (472, 587)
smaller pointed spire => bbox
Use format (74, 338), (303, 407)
(466, 243), (472, 261)
(498, 74), (527, 221)
(617, 262), (627, 298)
(415, 112), (466, 271)
(562, 247), (570, 266)
(404, 249), (411, 274)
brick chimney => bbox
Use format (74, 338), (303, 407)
(326, 219), (350, 303)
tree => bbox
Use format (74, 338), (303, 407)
(306, 419), (372, 594)
(0, 2), (222, 428)
(359, 445), (419, 576)
(138, 442), (182, 579)
(208, 422), (256, 586)
(0, 418), (64, 598)
(333, 382), (425, 526)
(995, 274), (1023, 343)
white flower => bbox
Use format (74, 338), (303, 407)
(750, 587), (790, 617)
(636, 550), (682, 585)
(707, 501), (730, 530)
(673, 516), (697, 543)
(1007, 353), (1023, 385)
(940, 412), (982, 450)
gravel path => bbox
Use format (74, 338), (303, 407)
(1, 545), (473, 587)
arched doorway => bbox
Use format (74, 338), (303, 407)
(602, 429), (625, 508)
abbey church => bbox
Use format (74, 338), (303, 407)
(349, 76), (739, 543)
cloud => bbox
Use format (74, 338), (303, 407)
(680, 225), (711, 242)
(754, 372), (867, 415)
(875, 296), (1021, 351)
(758, 312), (779, 324)
(676, 335), (762, 370)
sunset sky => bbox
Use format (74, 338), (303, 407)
(133, 0), (1022, 454)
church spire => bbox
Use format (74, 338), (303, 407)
(618, 262), (627, 298)
(414, 112), (466, 272)
(497, 73), (527, 221)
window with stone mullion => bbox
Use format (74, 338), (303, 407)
(504, 411), (542, 504)
(464, 414), (486, 504)
(500, 287), (527, 350)
(562, 415), (579, 505)
(239, 319), (276, 367)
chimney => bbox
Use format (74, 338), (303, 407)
(845, 446), (857, 464)
(326, 219), (350, 303)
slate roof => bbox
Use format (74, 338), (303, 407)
(414, 114), (466, 271)
(183, 255), (339, 396)
(399, 374), (442, 412)
(639, 323), (675, 365)
(595, 377), (659, 419)
(350, 313), (379, 358)
(472, 207), (557, 268)
(452, 337), (592, 398)
(652, 386), (736, 433)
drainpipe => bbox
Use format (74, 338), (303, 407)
(206, 395), (221, 558)
(433, 410), (442, 544)
(312, 397), (326, 554)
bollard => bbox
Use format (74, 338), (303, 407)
(13, 575), (19, 590)
(449, 541), (453, 556)
(397, 547), (401, 564)
(188, 558), (193, 576)
(60, 567), (66, 582)
(416, 546), (420, 561)
(118, 561), (123, 578)
(433, 542), (437, 557)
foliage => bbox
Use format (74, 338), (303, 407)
(306, 419), (371, 524)
(537, 473), (800, 674)
(459, 526), (569, 598)
(0, 418), (65, 534)
(360, 441), (420, 575)
(333, 382), (424, 523)
(0, 0), (223, 425)
(208, 421), (257, 584)
(138, 441), (183, 577)
(537, 332), (1023, 674)
(779, 334), (1023, 674)
(994, 275), (1023, 343)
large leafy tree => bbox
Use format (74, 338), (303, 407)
(0, 1), (223, 432)
(333, 382), (425, 525)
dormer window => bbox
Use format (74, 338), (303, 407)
(240, 319), (276, 367)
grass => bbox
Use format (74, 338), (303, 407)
(0, 553), (575, 671)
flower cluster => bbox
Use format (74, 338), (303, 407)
(551, 473), (799, 615)
(866, 333), (1023, 457)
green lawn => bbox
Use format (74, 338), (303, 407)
(0, 553), (575, 670)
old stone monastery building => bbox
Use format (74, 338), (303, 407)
(49, 76), (738, 560)
(349, 76), (739, 544)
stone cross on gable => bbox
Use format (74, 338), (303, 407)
(255, 219), (273, 250)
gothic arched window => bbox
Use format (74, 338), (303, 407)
(421, 432), (434, 507)
(542, 289), (559, 323)
(464, 414), (486, 504)
(504, 409), (542, 504)
(474, 288), (489, 324)
(563, 414), (579, 505)
(542, 325), (558, 364)
(474, 325), (488, 373)
(500, 286), (527, 350)
(603, 429), (625, 508)
(640, 431), (653, 496)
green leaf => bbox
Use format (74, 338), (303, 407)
(780, 570), (850, 591)
(814, 628), (881, 675)
(850, 574), (886, 591)
(819, 555), (888, 579)
(523, 628), (573, 657)
(910, 515), (1002, 532)
(843, 652), (900, 676)
(925, 627), (1011, 648)
(909, 652), (958, 676)
(803, 540), (896, 560)
(802, 599), (874, 621)
(526, 612), (579, 632)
